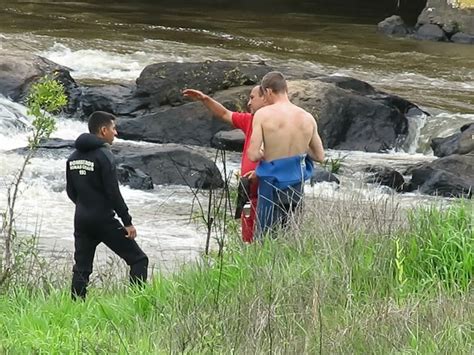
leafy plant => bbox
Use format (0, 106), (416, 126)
(1, 76), (67, 289)
(322, 154), (346, 174)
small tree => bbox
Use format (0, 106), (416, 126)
(1, 76), (67, 285)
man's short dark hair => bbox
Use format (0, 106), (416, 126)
(88, 111), (116, 134)
(261, 71), (287, 94)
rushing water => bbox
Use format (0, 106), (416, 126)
(1, 1), (473, 270)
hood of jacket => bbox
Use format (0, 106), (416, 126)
(74, 133), (107, 152)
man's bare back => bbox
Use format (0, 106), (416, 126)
(251, 102), (318, 161)
(247, 76), (324, 163)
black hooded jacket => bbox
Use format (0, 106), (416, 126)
(66, 133), (132, 227)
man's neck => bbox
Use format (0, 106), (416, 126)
(270, 93), (289, 104)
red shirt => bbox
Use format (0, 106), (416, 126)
(231, 112), (257, 175)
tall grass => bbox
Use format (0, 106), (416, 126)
(398, 203), (473, 295)
(0, 197), (472, 353)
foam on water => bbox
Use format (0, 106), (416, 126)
(38, 40), (262, 81)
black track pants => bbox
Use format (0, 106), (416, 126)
(71, 218), (148, 299)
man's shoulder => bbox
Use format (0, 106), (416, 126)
(97, 145), (114, 163)
(291, 104), (313, 119)
(253, 106), (274, 120)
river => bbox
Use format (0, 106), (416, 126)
(0, 1), (473, 272)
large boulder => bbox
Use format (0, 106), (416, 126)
(211, 129), (245, 152)
(0, 54), (81, 114)
(11, 138), (223, 189)
(112, 143), (224, 189)
(38, 138), (75, 149)
(77, 60), (270, 119)
(431, 123), (474, 157)
(417, 0), (474, 38)
(117, 102), (230, 146)
(135, 61), (271, 108)
(365, 166), (406, 192)
(451, 32), (474, 43)
(288, 77), (417, 152)
(116, 164), (154, 190)
(80, 84), (143, 118)
(117, 86), (251, 146)
(377, 15), (410, 37)
(414, 24), (448, 41)
(408, 154), (473, 198)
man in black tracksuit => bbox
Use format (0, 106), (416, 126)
(66, 111), (148, 299)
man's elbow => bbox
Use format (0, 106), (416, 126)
(315, 151), (325, 163)
(248, 153), (259, 162)
(309, 150), (324, 163)
(247, 149), (260, 162)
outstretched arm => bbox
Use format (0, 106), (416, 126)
(183, 89), (233, 125)
(308, 118), (325, 163)
(247, 112), (265, 162)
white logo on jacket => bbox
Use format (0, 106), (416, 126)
(69, 160), (94, 176)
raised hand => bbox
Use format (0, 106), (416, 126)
(182, 89), (207, 101)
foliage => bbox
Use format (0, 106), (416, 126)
(322, 154), (346, 174)
(26, 76), (68, 148)
(1, 76), (67, 289)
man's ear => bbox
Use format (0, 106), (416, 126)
(98, 125), (107, 137)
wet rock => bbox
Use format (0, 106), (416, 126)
(365, 166), (405, 192)
(117, 102), (230, 146)
(117, 86), (250, 146)
(9, 138), (74, 158)
(80, 84), (144, 118)
(417, 0), (474, 38)
(311, 165), (340, 185)
(11, 138), (223, 189)
(0, 54), (81, 114)
(414, 24), (448, 41)
(431, 123), (474, 157)
(211, 129), (245, 152)
(377, 15), (410, 37)
(116, 164), (154, 190)
(407, 154), (473, 198)
(39, 138), (75, 149)
(288, 78), (414, 152)
(451, 32), (474, 44)
(135, 61), (271, 108)
(0, 54), (63, 100)
(112, 143), (224, 189)
(318, 76), (377, 96)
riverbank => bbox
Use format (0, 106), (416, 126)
(0, 0), (473, 321)
(1, 199), (471, 353)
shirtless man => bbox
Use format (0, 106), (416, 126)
(183, 86), (266, 243)
(247, 71), (324, 237)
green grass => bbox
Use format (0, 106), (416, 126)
(0, 202), (472, 353)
